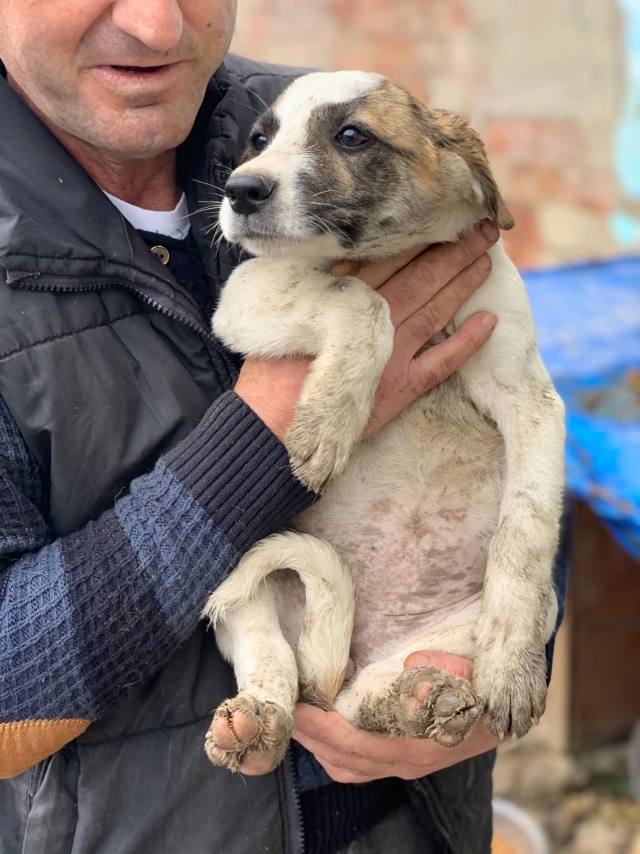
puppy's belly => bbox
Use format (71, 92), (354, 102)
(297, 395), (505, 666)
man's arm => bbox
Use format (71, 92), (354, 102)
(0, 391), (314, 778)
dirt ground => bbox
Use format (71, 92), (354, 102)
(493, 740), (640, 853)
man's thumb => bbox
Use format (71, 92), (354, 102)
(403, 650), (474, 681)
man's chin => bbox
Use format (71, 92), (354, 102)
(74, 107), (194, 160)
(60, 79), (204, 159)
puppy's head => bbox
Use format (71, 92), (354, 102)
(219, 71), (513, 260)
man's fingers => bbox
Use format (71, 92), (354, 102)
(314, 756), (377, 784)
(396, 253), (492, 349)
(293, 707), (437, 770)
(293, 706), (364, 753)
(379, 223), (499, 327)
(403, 650), (475, 681)
(332, 244), (427, 289)
(293, 707), (390, 764)
(407, 312), (496, 394)
(294, 728), (413, 781)
(293, 727), (379, 777)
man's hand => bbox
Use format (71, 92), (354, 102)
(235, 223), (499, 443)
(292, 651), (500, 783)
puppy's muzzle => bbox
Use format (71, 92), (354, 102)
(225, 175), (275, 216)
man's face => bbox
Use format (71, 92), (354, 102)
(0, 0), (237, 159)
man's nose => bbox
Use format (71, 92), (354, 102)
(225, 175), (276, 216)
(111, 0), (183, 52)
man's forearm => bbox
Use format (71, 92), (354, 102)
(0, 391), (314, 776)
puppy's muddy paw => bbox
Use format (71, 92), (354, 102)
(356, 667), (482, 747)
(473, 648), (547, 739)
(286, 413), (358, 491)
(204, 695), (292, 774)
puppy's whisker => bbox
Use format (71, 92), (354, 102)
(378, 224), (392, 255)
(311, 212), (352, 243)
(201, 211), (223, 234)
(196, 200), (224, 211)
(224, 96), (264, 118)
(248, 91), (271, 112)
(196, 200), (225, 213)
(197, 190), (226, 200)
(204, 223), (222, 240)
(307, 202), (353, 217)
(193, 178), (228, 194)
(308, 213), (352, 247)
(307, 215), (332, 241)
(194, 206), (223, 219)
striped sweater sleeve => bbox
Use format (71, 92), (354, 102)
(0, 391), (315, 778)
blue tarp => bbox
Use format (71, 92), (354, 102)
(523, 256), (640, 559)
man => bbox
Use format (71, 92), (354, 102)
(0, 1), (567, 852)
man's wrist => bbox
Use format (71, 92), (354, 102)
(163, 391), (316, 552)
(234, 357), (312, 444)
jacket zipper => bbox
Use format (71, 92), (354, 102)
(27, 755), (52, 810)
(7, 271), (233, 366)
(286, 749), (305, 854)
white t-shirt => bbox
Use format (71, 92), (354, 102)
(104, 191), (191, 240)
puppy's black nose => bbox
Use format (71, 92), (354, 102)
(225, 175), (275, 216)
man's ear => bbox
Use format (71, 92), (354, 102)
(428, 109), (515, 231)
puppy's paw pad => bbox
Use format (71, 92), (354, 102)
(357, 667), (482, 747)
(401, 668), (482, 747)
(204, 695), (292, 774)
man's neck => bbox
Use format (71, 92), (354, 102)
(63, 137), (182, 210)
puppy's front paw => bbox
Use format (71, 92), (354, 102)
(205, 695), (292, 774)
(473, 631), (548, 739)
(286, 404), (361, 491)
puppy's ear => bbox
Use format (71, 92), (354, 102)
(428, 109), (515, 231)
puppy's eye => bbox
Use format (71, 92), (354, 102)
(335, 126), (370, 149)
(251, 134), (269, 152)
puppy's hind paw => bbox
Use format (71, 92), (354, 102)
(205, 695), (292, 774)
(355, 667), (483, 748)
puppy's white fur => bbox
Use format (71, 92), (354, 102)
(202, 71), (565, 771)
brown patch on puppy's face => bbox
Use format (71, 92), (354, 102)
(420, 108), (515, 231)
(218, 71), (514, 260)
(357, 82), (514, 231)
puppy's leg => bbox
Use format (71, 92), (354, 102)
(203, 532), (355, 772)
(205, 532), (355, 711)
(283, 276), (393, 490)
(454, 244), (566, 738)
(205, 587), (298, 774)
(335, 623), (482, 748)
(213, 257), (394, 490)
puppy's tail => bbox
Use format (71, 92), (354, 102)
(203, 531), (355, 709)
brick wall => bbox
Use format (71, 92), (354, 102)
(231, 0), (634, 269)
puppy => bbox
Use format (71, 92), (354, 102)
(201, 71), (565, 773)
